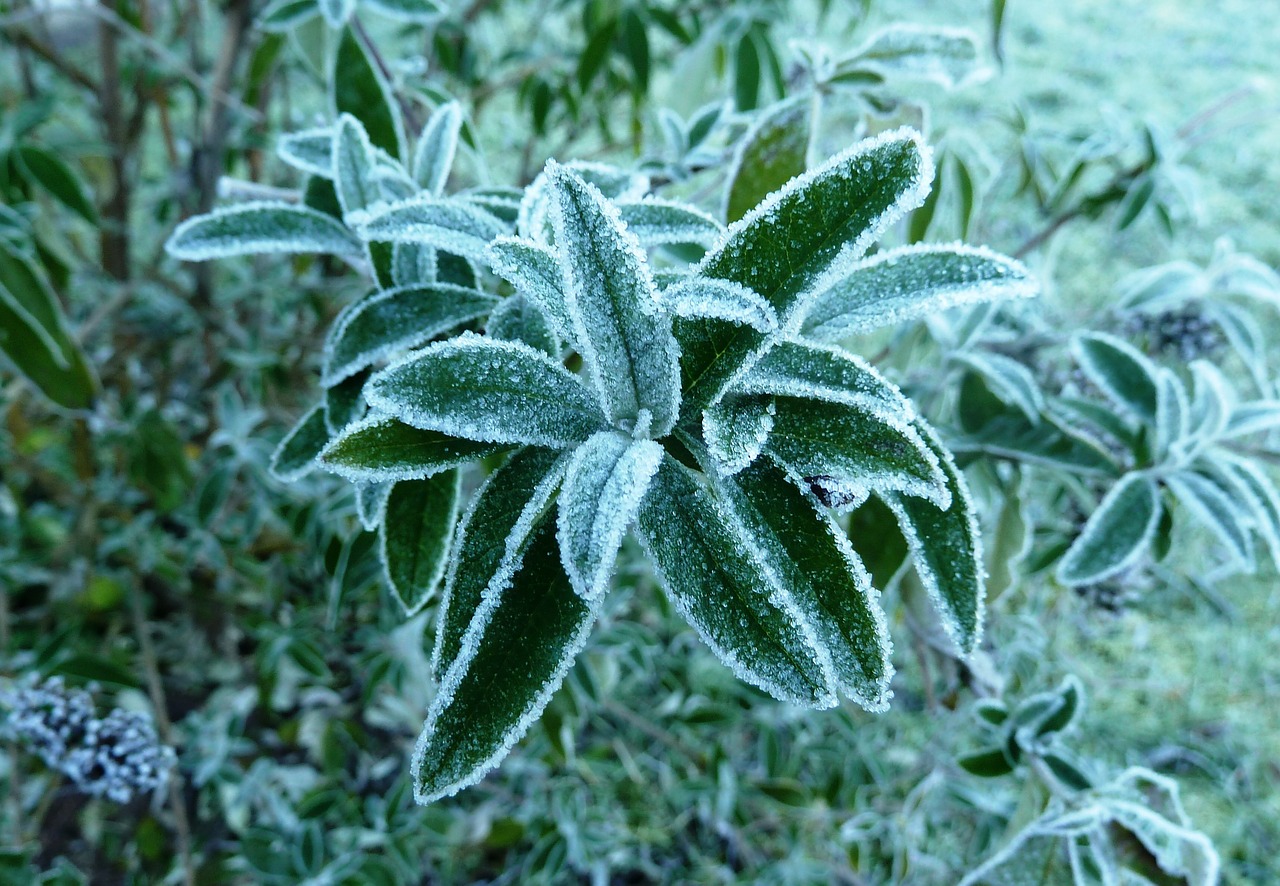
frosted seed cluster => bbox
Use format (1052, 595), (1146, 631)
(1, 678), (176, 804)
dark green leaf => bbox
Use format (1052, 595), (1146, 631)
(381, 472), (460, 615)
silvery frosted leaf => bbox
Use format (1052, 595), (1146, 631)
(391, 242), (437, 287)
(1165, 471), (1253, 566)
(735, 340), (913, 416)
(880, 420), (984, 655)
(325, 370), (367, 435)
(557, 432), (663, 600)
(636, 454), (836, 707)
(414, 517), (599, 803)
(369, 164), (417, 202)
(1218, 454), (1280, 571)
(333, 27), (404, 161)
(1186, 360), (1231, 443)
(319, 414), (511, 483)
(362, 0), (445, 22)
(1154, 369), (1190, 462)
(486, 237), (573, 343)
(655, 278), (778, 333)
(269, 404), (329, 482)
(462, 188), (523, 225)
(318, 0), (354, 28)
(277, 127), (335, 178)
(413, 102), (463, 195)
(723, 97), (809, 226)
(952, 351), (1044, 424)
(657, 107), (687, 160)
(547, 163), (681, 436)
(486, 295), (560, 357)
(322, 283), (498, 386)
(719, 458), (893, 709)
(615, 199), (724, 248)
(1073, 333), (1159, 423)
(766, 397), (948, 509)
(353, 197), (507, 260)
(334, 114), (378, 218)
(517, 160), (651, 244)
(800, 244), (1035, 341)
(366, 333), (608, 448)
(703, 395), (775, 477)
(838, 25), (985, 90)
(381, 472), (460, 615)
(680, 128), (934, 418)
(165, 202), (361, 260)
(1222, 399), (1280, 439)
(1057, 472), (1161, 586)
(433, 447), (568, 675)
(356, 481), (392, 531)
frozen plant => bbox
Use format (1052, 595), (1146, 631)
(1, 677), (177, 804)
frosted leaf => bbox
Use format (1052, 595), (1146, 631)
(800, 244), (1036, 341)
(1186, 360), (1231, 443)
(366, 333), (608, 448)
(1218, 454), (1280, 571)
(259, 0), (320, 33)
(765, 396), (949, 509)
(369, 164), (417, 202)
(334, 114), (378, 219)
(355, 481), (392, 531)
(681, 128), (934, 417)
(951, 351), (1044, 424)
(321, 283), (498, 386)
(636, 454), (837, 707)
(880, 419), (985, 655)
(486, 295), (560, 357)
(1073, 332), (1159, 423)
(381, 472), (460, 616)
(615, 198), (725, 248)
(361, 0), (445, 23)
(1154, 369), (1190, 462)
(1057, 472), (1161, 586)
(324, 370), (367, 435)
(1165, 471), (1253, 566)
(517, 160), (651, 244)
(1222, 400), (1280, 440)
(839, 25), (986, 90)
(277, 126), (335, 178)
(655, 278), (778, 333)
(433, 447), (569, 675)
(413, 101), (463, 195)
(269, 404), (329, 482)
(557, 432), (663, 600)
(391, 242), (437, 287)
(165, 202), (361, 260)
(546, 163), (681, 436)
(352, 196), (507, 260)
(652, 268), (691, 290)
(703, 395), (774, 477)
(461, 188), (523, 226)
(734, 339), (914, 416)
(719, 459), (894, 709)
(485, 236), (574, 343)
(318, 414), (511, 483)
(318, 0), (354, 27)
(414, 516), (600, 803)
(723, 96), (809, 226)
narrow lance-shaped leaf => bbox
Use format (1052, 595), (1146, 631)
(485, 295), (560, 357)
(703, 394), (775, 477)
(1164, 471), (1253, 566)
(1074, 333), (1159, 423)
(615, 198), (725, 248)
(486, 237), (573, 343)
(353, 197), (507, 261)
(736, 340), (913, 415)
(366, 333), (608, 448)
(333, 114), (377, 218)
(12, 145), (98, 224)
(277, 126), (334, 177)
(655, 278), (777, 333)
(269, 404), (330, 482)
(381, 472), (460, 615)
(800, 244), (1036, 341)
(723, 96), (810, 226)
(413, 101), (463, 195)
(165, 202), (361, 260)
(320, 414), (511, 483)
(547, 163), (681, 435)
(1057, 471), (1161, 586)
(838, 25), (984, 89)
(355, 481), (391, 532)
(333, 27), (404, 160)
(635, 454), (836, 707)
(557, 432), (664, 600)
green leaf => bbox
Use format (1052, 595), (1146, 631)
(322, 283), (498, 386)
(838, 25), (983, 89)
(576, 17), (617, 93)
(259, 0), (320, 32)
(615, 199), (724, 248)
(324, 369), (366, 434)
(433, 447), (568, 675)
(486, 294), (560, 356)
(953, 351), (1045, 424)
(278, 126), (334, 177)
(620, 7), (650, 94)
(318, 0), (354, 28)
(367, 333), (608, 448)
(734, 31), (761, 113)
(736, 340), (913, 415)
(361, 0), (444, 22)
(333, 114), (377, 218)
(1165, 471), (1253, 566)
(333, 27), (404, 160)
(720, 459), (893, 709)
(702, 394), (775, 476)
(12, 145), (97, 224)
(958, 747), (1016, 777)
(656, 278), (777, 333)
(1057, 472), (1161, 586)
(881, 420), (984, 654)
(681, 128), (933, 419)
(556, 432), (663, 600)
(413, 101), (463, 195)
(800, 244), (1036, 341)
(319, 414), (510, 483)
(546, 163), (680, 436)
(381, 472), (460, 615)
(846, 495), (910, 589)
(1041, 751), (1093, 791)
(270, 404), (330, 482)
(1074, 332), (1159, 423)
(635, 454), (836, 707)
(487, 236), (573, 342)
(1219, 455), (1280, 571)
(414, 517), (599, 803)
(724, 97), (809, 225)
(353, 196), (507, 260)
(165, 202), (361, 260)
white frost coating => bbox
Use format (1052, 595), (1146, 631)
(656, 278), (778, 332)
(381, 471), (460, 617)
(799, 243), (1037, 341)
(366, 332), (607, 448)
(413, 101), (463, 196)
(1072, 332), (1159, 422)
(486, 236), (574, 345)
(844, 24), (987, 90)
(517, 160), (651, 245)
(351, 196), (507, 259)
(391, 242), (437, 287)
(951, 350), (1045, 424)
(165, 201), (362, 260)
(615, 198), (725, 248)
(703, 397), (775, 477)
(1056, 472), (1160, 587)
(1187, 360), (1231, 444)
(735, 339), (914, 417)
(1164, 472), (1253, 566)
(360, 0), (445, 22)
(276, 127), (336, 178)
(355, 481), (392, 531)
(334, 114), (377, 219)
(697, 126), (935, 329)
(268, 403), (327, 483)
(1154, 369), (1190, 463)
(1220, 453), (1280, 571)
(557, 433), (663, 600)
(316, 413), (490, 484)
